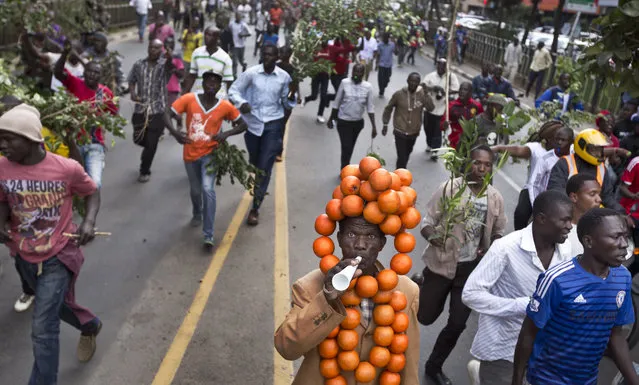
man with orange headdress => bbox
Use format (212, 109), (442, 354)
(274, 158), (420, 384)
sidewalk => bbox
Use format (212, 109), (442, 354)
(419, 45), (536, 110)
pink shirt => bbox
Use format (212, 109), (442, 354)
(167, 57), (184, 93)
(149, 23), (175, 43)
(0, 153), (97, 263)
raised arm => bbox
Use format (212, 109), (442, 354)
(491, 144), (532, 159)
(53, 41), (72, 82)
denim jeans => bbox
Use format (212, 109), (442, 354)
(137, 13), (148, 40)
(78, 144), (105, 188)
(184, 154), (217, 240)
(244, 119), (284, 210)
(14, 256), (98, 385)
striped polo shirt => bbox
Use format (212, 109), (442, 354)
(189, 46), (234, 97)
(526, 258), (634, 385)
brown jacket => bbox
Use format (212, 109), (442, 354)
(274, 266), (420, 385)
(382, 86), (435, 136)
(421, 177), (507, 279)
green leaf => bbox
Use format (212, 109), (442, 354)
(620, 1), (639, 17)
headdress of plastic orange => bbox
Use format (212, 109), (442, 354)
(313, 156), (421, 384)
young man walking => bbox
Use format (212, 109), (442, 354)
(327, 63), (377, 171)
(462, 190), (573, 385)
(415, 145), (506, 385)
(382, 72), (434, 169)
(525, 42), (552, 100)
(375, 32), (395, 98)
(512, 208), (639, 385)
(170, 71), (247, 249)
(422, 59), (459, 159)
(182, 26), (234, 98)
(229, 11), (251, 77)
(229, 44), (296, 226)
(0, 104), (103, 384)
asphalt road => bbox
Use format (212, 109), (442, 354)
(0, 24), (632, 385)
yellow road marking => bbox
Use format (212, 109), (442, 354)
(273, 119), (294, 384)
(151, 191), (252, 385)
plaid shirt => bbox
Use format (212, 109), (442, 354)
(359, 298), (373, 327)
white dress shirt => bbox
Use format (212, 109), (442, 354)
(422, 71), (460, 116)
(462, 224), (573, 362)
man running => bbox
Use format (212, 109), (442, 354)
(230, 11), (251, 77)
(512, 208), (639, 385)
(182, 26), (234, 97)
(566, 174), (603, 255)
(228, 43), (296, 226)
(444, 82), (483, 150)
(0, 104), (103, 384)
(375, 32), (396, 98)
(462, 190), (573, 385)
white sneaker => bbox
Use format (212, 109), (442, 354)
(467, 359), (481, 385)
(317, 116), (326, 124)
(14, 293), (35, 312)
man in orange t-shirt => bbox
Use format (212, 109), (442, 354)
(170, 71), (248, 250)
(269, 1), (283, 34)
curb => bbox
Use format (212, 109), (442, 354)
(107, 27), (139, 45)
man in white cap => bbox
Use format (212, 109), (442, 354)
(0, 104), (103, 384)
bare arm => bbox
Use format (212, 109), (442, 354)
(182, 73), (196, 94)
(511, 317), (539, 385)
(491, 144), (532, 159)
(620, 184), (639, 200)
(608, 326), (639, 385)
(53, 44), (71, 82)
(0, 201), (11, 244)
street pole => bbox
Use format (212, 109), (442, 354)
(445, 0), (461, 125)
(567, 11), (581, 59)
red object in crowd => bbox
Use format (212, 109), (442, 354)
(329, 39), (355, 76)
(443, 98), (484, 149)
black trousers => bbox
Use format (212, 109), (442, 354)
(407, 47), (417, 65)
(327, 73), (346, 102)
(336, 119), (364, 170)
(394, 131), (418, 169)
(418, 261), (478, 374)
(514, 188), (533, 230)
(378, 66), (392, 95)
(132, 112), (165, 176)
(526, 69), (546, 99)
(423, 111), (443, 149)
(304, 72), (330, 117)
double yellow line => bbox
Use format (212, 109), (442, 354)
(151, 122), (294, 385)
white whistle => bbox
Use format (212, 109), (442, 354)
(332, 256), (362, 291)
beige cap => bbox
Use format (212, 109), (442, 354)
(0, 104), (43, 143)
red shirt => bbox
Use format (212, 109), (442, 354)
(444, 98), (484, 149)
(62, 70), (118, 145)
(621, 157), (639, 219)
(269, 7), (283, 26)
(329, 40), (355, 76)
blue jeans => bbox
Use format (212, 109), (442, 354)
(137, 13), (148, 40)
(184, 154), (217, 240)
(78, 144), (105, 188)
(14, 256), (97, 385)
(244, 119), (284, 210)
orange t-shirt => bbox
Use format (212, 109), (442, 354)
(269, 7), (283, 26)
(171, 93), (241, 162)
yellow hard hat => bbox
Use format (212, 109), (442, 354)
(574, 128), (609, 165)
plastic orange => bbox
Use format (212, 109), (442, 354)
(389, 291), (408, 312)
(341, 175), (361, 196)
(341, 164), (362, 180)
(337, 350), (360, 371)
(400, 207), (421, 229)
(363, 201), (386, 225)
(315, 214), (337, 236)
(320, 255), (340, 274)
(355, 275), (379, 298)
(379, 370), (401, 385)
(369, 346), (391, 368)
(373, 326), (395, 347)
(389, 172), (402, 191)
(394, 168), (413, 186)
(355, 361), (377, 383)
(359, 156), (382, 180)
(359, 181), (379, 202)
(313, 236), (335, 257)
(369, 168), (392, 191)
(379, 214), (402, 235)
(391, 312), (409, 333)
(400, 186), (417, 205)
(396, 191), (411, 214)
(372, 289), (393, 304)
(319, 338), (339, 359)
(337, 329), (359, 351)
(390, 253), (413, 275)
(341, 307), (361, 330)
(320, 358), (340, 378)
(332, 185), (344, 199)
(327, 325), (340, 339)
(386, 353), (406, 373)
(341, 195), (364, 217)
(389, 333), (408, 354)
(373, 304), (396, 326)
(377, 190), (400, 214)
(326, 199), (345, 221)
(377, 269), (399, 291)
(394, 232), (416, 253)
(340, 289), (361, 306)
(325, 375), (347, 385)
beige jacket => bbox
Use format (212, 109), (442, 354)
(274, 266), (420, 385)
(421, 177), (507, 279)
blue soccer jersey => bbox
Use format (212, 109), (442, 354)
(525, 258), (634, 385)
